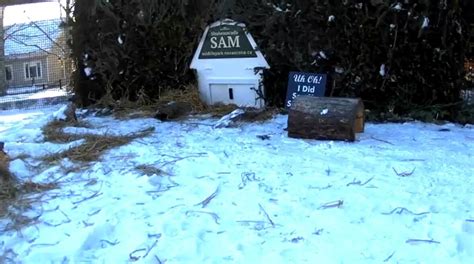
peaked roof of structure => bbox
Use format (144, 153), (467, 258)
(4, 18), (63, 56)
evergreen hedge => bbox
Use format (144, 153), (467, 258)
(231, 0), (470, 120)
(71, 0), (214, 105)
(71, 0), (471, 121)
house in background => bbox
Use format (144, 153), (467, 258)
(3, 18), (70, 90)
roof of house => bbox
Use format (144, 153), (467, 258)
(4, 18), (63, 57)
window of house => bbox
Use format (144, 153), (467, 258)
(5, 65), (12, 81)
(24, 61), (42, 80)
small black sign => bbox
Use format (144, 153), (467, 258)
(285, 71), (327, 108)
(199, 24), (257, 59)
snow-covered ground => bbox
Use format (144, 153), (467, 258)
(0, 87), (69, 111)
(0, 105), (473, 263)
(1, 86), (69, 103)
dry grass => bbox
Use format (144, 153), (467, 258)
(1, 160), (57, 232)
(239, 107), (282, 122)
(88, 84), (281, 121)
(42, 127), (155, 163)
(159, 84), (208, 113)
(42, 119), (91, 143)
(1, 180), (57, 232)
(155, 85), (282, 120)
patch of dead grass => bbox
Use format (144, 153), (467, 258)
(1, 175), (57, 232)
(42, 127), (155, 163)
(42, 119), (92, 143)
(87, 84), (282, 121)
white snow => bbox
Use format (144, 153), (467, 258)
(118, 35), (124, 45)
(392, 3), (402, 11)
(214, 109), (245, 128)
(319, 51), (327, 59)
(0, 106), (473, 263)
(379, 64), (386, 77)
(335, 66), (344, 74)
(1, 87), (69, 105)
(320, 109), (329, 115)
(84, 67), (92, 77)
(52, 104), (68, 121)
(328, 15), (335, 23)
(422, 17), (430, 29)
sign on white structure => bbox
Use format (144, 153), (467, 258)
(190, 19), (270, 108)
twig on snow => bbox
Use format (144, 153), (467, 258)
(400, 159), (425, 162)
(383, 251), (396, 262)
(43, 209), (72, 227)
(129, 248), (147, 261)
(159, 154), (207, 167)
(195, 186), (220, 208)
(143, 240), (159, 259)
(72, 191), (103, 205)
(154, 255), (165, 264)
(382, 207), (430, 216)
(392, 167), (416, 177)
(309, 184), (332, 190)
(319, 200), (343, 209)
(405, 239), (440, 244)
(346, 177), (374, 186)
(259, 203), (275, 227)
(185, 210), (220, 224)
(100, 239), (119, 247)
(30, 241), (60, 248)
(128, 239), (160, 261)
(466, 219), (474, 223)
(88, 209), (101, 216)
(238, 172), (259, 189)
(370, 136), (394, 145)
(82, 221), (93, 227)
(325, 167), (331, 176)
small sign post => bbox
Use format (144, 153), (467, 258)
(285, 71), (327, 108)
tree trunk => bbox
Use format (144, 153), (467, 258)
(287, 96), (364, 142)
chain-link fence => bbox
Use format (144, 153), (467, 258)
(1, 9), (72, 110)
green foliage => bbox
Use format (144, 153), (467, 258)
(70, 0), (471, 122)
(230, 0), (470, 118)
(71, 0), (215, 105)
(454, 102), (474, 124)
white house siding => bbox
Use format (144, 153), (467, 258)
(7, 55), (48, 88)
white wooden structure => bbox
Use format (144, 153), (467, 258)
(190, 19), (270, 108)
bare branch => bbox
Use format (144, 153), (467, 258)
(383, 251), (396, 262)
(23, 14), (66, 54)
(7, 36), (63, 59)
(72, 191), (102, 205)
(392, 167), (416, 177)
(258, 203), (275, 227)
(319, 200), (343, 209)
(382, 207), (430, 216)
(195, 185), (219, 208)
(406, 239), (440, 244)
(370, 136), (394, 145)
(347, 177), (374, 186)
